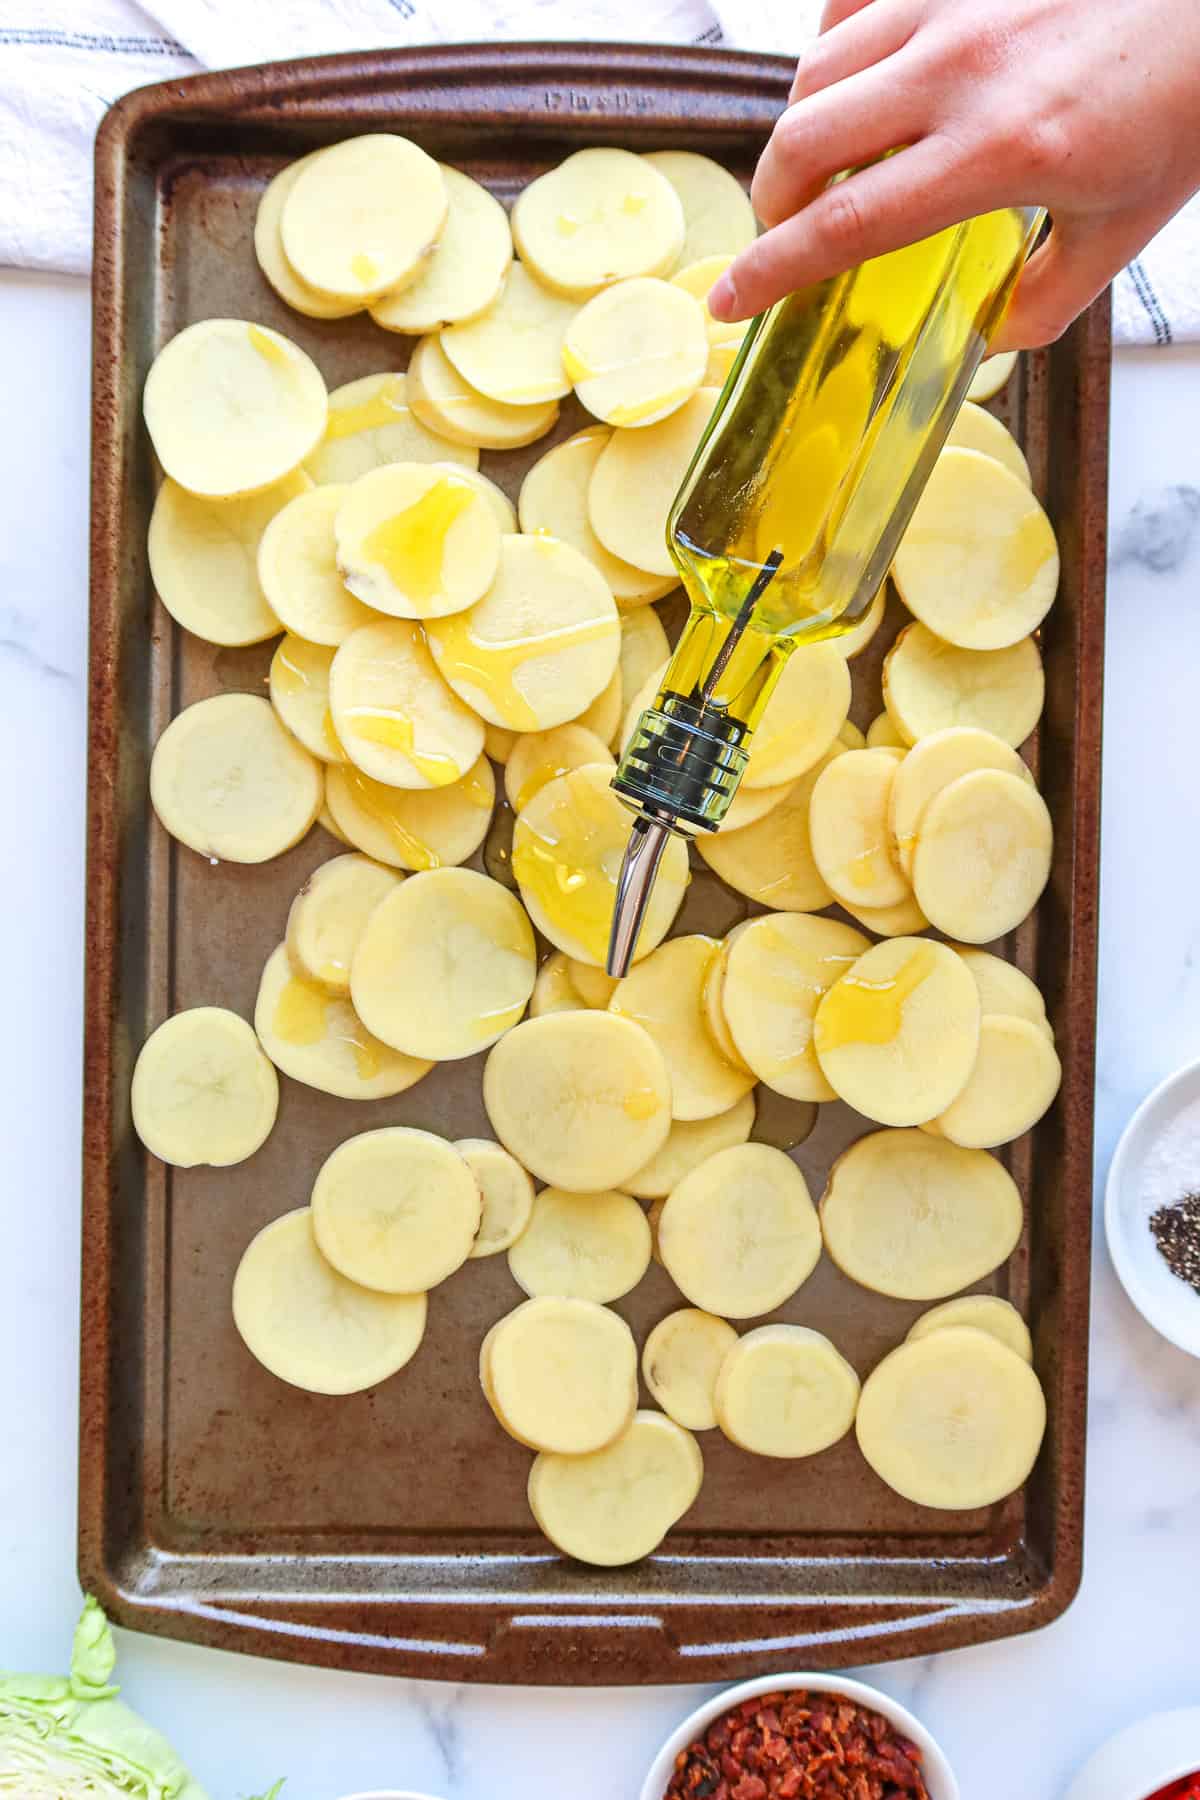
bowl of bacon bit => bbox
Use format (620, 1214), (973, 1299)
(641, 1673), (959, 1800)
(1064, 1707), (1200, 1800)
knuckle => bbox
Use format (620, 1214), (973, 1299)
(1021, 112), (1073, 182)
(820, 183), (869, 260)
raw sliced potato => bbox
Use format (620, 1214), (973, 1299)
(150, 693), (322, 861)
(350, 867), (536, 1060)
(305, 371), (478, 486)
(908, 1294), (1034, 1364)
(719, 777), (795, 834)
(743, 643), (851, 787)
(838, 721), (867, 748)
(143, 318), (328, 499)
(454, 1138), (535, 1258)
(889, 726), (1032, 878)
(334, 462), (500, 620)
(528, 1409), (703, 1566)
(567, 961), (619, 1009)
(512, 147), (685, 298)
(441, 464), (517, 531)
(255, 942), (432, 1100)
(856, 1326), (1046, 1509)
(257, 483), (375, 645)
(609, 935), (755, 1121)
(442, 260), (577, 404)
(722, 914), (870, 1103)
(883, 621), (1045, 747)
(529, 950), (587, 1017)
(233, 1208), (427, 1395)
(642, 1309), (738, 1431)
(484, 723), (518, 763)
(912, 768), (1053, 941)
(950, 946), (1051, 1035)
(808, 747), (909, 909)
(507, 1187), (652, 1302)
(619, 663), (669, 757)
(813, 936), (980, 1126)
(285, 852), (400, 996)
(840, 891), (931, 937)
(866, 711), (907, 749)
(369, 165), (512, 333)
(946, 399), (1031, 486)
(820, 1128), (1023, 1299)
(132, 1007), (278, 1168)
(699, 924), (755, 1073)
(658, 1143), (821, 1319)
(967, 350), (1018, 402)
(714, 1325), (860, 1458)
(645, 149), (757, 267)
(575, 666), (624, 748)
(482, 1295), (639, 1453)
(620, 1090), (756, 1200)
(933, 1013), (1062, 1147)
(280, 133), (447, 301)
(426, 534), (620, 732)
(324, 756), (494, 871)
(697, 747), (841, 913)
(269, 634), (346, 763)
(148, 467), (310, 647)
(407, 333), (560, 451)
(311, 1126), (482, 1292)
(512, 764), (688, 966)
(519, 429), (676, 605)
(316, 799), (351, 845)
(329, 617), (485, 790)
(504, 723), (614, 813)
(563, 278), (708, 427)
(588, 389), (720, 576)
(254, 154), (364, 320)
(483, 1010), (672, 1191)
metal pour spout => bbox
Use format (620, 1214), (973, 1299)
(606, 815), (673, 979)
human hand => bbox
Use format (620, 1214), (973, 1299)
(708, 0), (1200, 347)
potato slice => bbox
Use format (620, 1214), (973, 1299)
(529, 950), (587, 1018)
(334, 464), (500, 623)
(407, 334), (559, 451)
(949, 946), (1051, 1036)
(285, 852), (400, 996)
(743, 642), (852, 788)
(696, 747), (841, 912)
(840, 892), (931, 937)
(889, 726), (1032, 878)
(907, 1294), (1034, 1364)
(254, 154), (364, 320)
(369, 165), (512, 333)
(519, 429), (676, 606)
(269, 634), (346, 764)
(150, 694), (321, 862)
(257, 484), (375, 645)
(719, 778), (795, 833)
(305, 372), (478, 486)
(563, 962), (614, 1008)
(809, 746), (909, 909)
(483, 1010), (672, 1191)
(723, 914), (871, 1103)
(814, 936), (980, 1125)
(529, 1409), (702, 1565)
(933, 1013), (1062, 1147)
(425, 534), (619, 732)
(505, 723), (614, 812)
(329, 617), (485, 790)
(513, 148), (684, 298)
(233, 1208), (427, 1395)
(946, 400), (1031, 486)
(609, 935), (756, 1121)
(835, 586), (888, 659)
(912, 768), (1053, 941)
(482, 1295), (639, 1453)
(564, 278), (708, 428)
(280, 133), (447, 302)
(883, 621), (1045, 747)
(658, 1143), (821, 1318)
(856, 1326), (1046, 1509)
(699, 925), (754, 1072)
(508, 1187), (651, 1302)
(442, 464), (517, 531)
(967, 350), (1018, 403)
(618, 663), (669, 758)
(311, 1126), (481, 1292)
(484, 723), (518, 763)
(820, 1128), (1023, 1299)
(620, 1090), (756, 1200)
(512, 764), (688, 966)
(441, 261), (577, 405)
(588, 389), (719, 576)
(645, 149), (757, 267)
(642, 1310), (738, 1431)
(866, 710), (906, 749)
(576, 667), (624, 749)
(255, 942), (432, 1100)
(714, 1324), (860, 1458)
(619, 606), (673, 698)
(148, 468), (310, 647)
(143, 319), (328, 499)
(350, 866), (536, 1060)
(324, 757), (494, 872)
(455, 1137), (535, 1258)
(316, 800), (351, 845)
(132, 1007), (278, 1168)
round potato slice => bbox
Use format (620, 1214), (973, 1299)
(564, 278), (708, 428)
(508, 1187), (652, 1303)
(949, 946), (1051, 1035)
(132, 1007), (278, 1168)
(946, 400), (1031, 486)
(723, 914), (870, 1103)
(609, 935), (755, 1121)
(483, 1295), (638, 1454)
(699, 925), (754, 1073)
(658, 1143), (821, 1319)
(369, 165), (512, 333)
(967, 350), (1018, 402)
(311, 1126), (481, 1293)
(253, 154), (364, 320)
(697, 747), (841, 913)
(407, 333), (559, 451)
(285, 852), (400, 996)
(483, 1010), (672, 1191)
(255, 942), (432, 1100)
(588, 389), (719, 576)
(567, 960), (619, 1008)
(329, 617), (485, 790)
(511, 764), (689, 966)
(820, 1128), (1023, 1299)
(530, 950), (587, 1017)
(257, 483), (375, 645)
(719, 777), (795, 833)
(529, 1410), (702, 1566)
(866, 710), (907, 749)
(619, 604), (673, 697)
(350, 867), (536, 1060)
(883, 622), (1045, 748)
(269, 634), (346, 764)
(504, 723), (614, 813)
(143, 318), (328, 499)
(907, 1294), (1034, 1364)
(324, 756), (494, 871)
(518, 429), (676, 606)
(642, 1309), (738, 1432)
(620, 1091), (756, 1200)
(316, 800), (351, 846)
(513, 148), (684, 298)
(484, 722), (517, 763)
(148, 467), (310, 647)
(441, 260), (577, 405)
(889, 726), (1032, 878)
(813, 937), (980, 1125)
(305, 372), (478, 487)
(441, 464), (517, 531)
(574, 665), (624, 747)
(856, 1326), (1046, 1509)
(280, 133), (447, 301)
(335, 463), (500, 620)
(808, 747), (910, 909)
(714, 1324), (860, 1458)
(933, 1013), (1062, 1147)
(233, 1208), (427, 1395)
(912, 768), (1053, 942)
(644, 149), (757, 267)
(743, 643), (851, 788)
(150, 693), (321, 862)
(455, 1137), (535, 1258)
(840, 892), (931, 937)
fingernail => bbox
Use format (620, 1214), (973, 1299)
(708, 271), (736, 321)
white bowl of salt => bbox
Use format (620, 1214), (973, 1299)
(1106, 1056), (1200, 1357)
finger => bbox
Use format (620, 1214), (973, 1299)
(991, 218), (1131, 350)
(790, 0), (920, 103)
(754, 67), (931, 230)
(820, 0), (879, 28)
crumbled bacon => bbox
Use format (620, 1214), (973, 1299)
(663, 1690), (932, 1800)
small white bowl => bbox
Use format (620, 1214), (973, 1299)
(1064, 1706), (1200, 1800)
(640, 1672), (959, 1800)
(1106, 1057), (1200, 1358)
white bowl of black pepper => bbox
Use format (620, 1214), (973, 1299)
(1106, 1056), (1200, 1358)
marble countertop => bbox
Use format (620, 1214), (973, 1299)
(3, 265), (1198, 1800)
